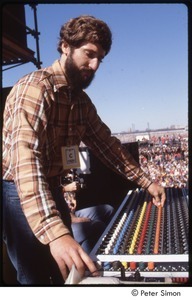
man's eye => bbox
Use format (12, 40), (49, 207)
(85, 51), (94, 58)
(84, 50), (103, 63)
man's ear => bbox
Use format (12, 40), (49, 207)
(61, 42), (70, 56)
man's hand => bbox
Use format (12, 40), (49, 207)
(49, 234), (99, 281)
(147, 182), (166, 207)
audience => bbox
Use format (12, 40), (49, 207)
(139, 134), (188, 188)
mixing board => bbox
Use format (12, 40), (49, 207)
(90, 188), (189, 283)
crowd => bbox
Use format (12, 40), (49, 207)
(139, 134), (188, 188)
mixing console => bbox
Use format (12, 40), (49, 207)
(90, 188), (189, 283)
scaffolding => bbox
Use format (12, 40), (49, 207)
(2, 3), (42, 71)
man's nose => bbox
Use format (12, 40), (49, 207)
(89, 58), (100, 71)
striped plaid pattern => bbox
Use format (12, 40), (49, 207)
(2, 59), (151, 244)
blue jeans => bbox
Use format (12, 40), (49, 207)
(3, 180), (71, 285)
(3, 181), (114, 285)
(72, 205), (114, 254)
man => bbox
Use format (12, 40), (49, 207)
(2, 15), (166, 285)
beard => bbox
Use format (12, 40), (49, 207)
(65, 51), (95, 90)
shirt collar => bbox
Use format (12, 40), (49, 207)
(42, 59), (83, 97)
(50, 59), (69, 92)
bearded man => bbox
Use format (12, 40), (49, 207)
(2, 15), (165, 285)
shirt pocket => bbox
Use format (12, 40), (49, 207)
(45, 125), (61, 156)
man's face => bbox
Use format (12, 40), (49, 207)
(64, 43), (105, 90)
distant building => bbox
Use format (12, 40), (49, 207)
(136, 134), (150, 142)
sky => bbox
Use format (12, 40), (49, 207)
(2, 2), (188, 133)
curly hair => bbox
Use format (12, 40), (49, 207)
(57, 15), (112, 55)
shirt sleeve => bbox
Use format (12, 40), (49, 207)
(9, 81), (71, 245)
(82, 98), (152, 189)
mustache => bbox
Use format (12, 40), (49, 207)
(81, 68), (94, 75)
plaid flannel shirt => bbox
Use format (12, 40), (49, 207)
(2, 59), (152, 244)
